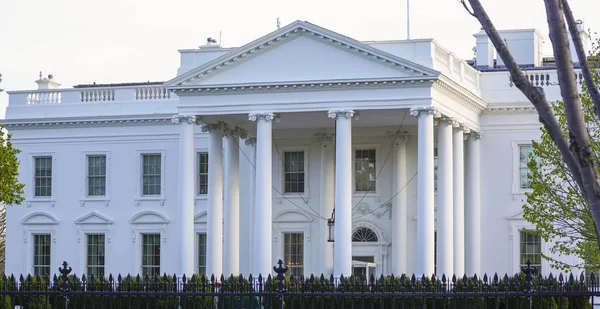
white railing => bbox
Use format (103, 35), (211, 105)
(432, 44), (480, 93)
(13, 85), (177, 106)
(508, 70), (585, 88)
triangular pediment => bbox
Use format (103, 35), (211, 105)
(508, 211), (524, 220)
(75, 212), (113, 225)
(166, 21), (439, 89)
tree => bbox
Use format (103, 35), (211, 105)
(460, 0), (600, 251)
(0, 74), (26, 272)
(523, 40), (600, 270)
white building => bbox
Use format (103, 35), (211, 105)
(3, 20), (590, 279)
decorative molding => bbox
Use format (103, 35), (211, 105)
(432, 77), (487, 115)
(351, 219), (389, 243)
(352, 201), (393, 219)
(248, 112), (278, 122)
(409, 107), (441, 118)
(315, 132), (335, 144)
(201, 120), (228, 133)
(468, 131), (482, 140)
(4, 117), (173, 129)
(484, 107), (538, 114)
(327, 109), (357, 120)
(171, 114), (199, 125)
(386, 130), (408, 143)
(440, 116), (458, 127)
(223, 125), (248, 139)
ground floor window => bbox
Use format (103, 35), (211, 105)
(198, 233), (207, 275)
(141, 234), (161, 276)
(283, 232), (304, 278)
(520, 230), (542, 273)
(87, 234), (105, 278)
(33, 234), (51, 276)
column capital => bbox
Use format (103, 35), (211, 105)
(171, 114), (200, 125)
(224, 126), (248, 139)
(386, 130), (408, 143)
(440, 117), (459, 127)
(409, 107), (440, 118)
(248, 112), (278, 122)
(315, 133), (335, 144)
(467, 131), (482, 140)
(245, 137), (257, 146)
(327, 109), (358, 120)
(201, 121), (227, 133)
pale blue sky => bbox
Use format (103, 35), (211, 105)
(1, 0), (599, 118)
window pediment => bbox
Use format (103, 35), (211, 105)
(75, 212), (113, 225)
(273, 210), (314, 223)
(130, 211), (169, 225)
(21, 212), (59, 225)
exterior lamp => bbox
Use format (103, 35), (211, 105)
(327, 209), (335, 242)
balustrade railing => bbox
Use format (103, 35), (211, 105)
(18, 85), (176, 106)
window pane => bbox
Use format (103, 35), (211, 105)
(33, 234), (51, 276)
(519, 145), (535, 189)
(142, 234), (161, 276)
(87, 234), (105, 278)
(519, 230), (542, 274)
(142, 155), (162, 196)
(198, 233), (207, 275)
(198, 153), (209, 195)
(355, 149), (376, 192)
(283, 151), (305, 193)
(88, 155), (107, 196)
(284, 233), (304, 278)
(34, 157), (52, 197)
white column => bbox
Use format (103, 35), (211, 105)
(410, 107), (437, 277)
(205, 125), (223, 277)
(245, 138), (257, 275)
(465, 132), (481, 275)
(328, 109), (355, 278)
(173, 115), (196, 276)
(318, 133), (335, 276)
(436, 118), (454, 276)
(223, 133), (240, 276)
(249, 113), (275, 277)
(453, 126), (466, 276)
(391, 133), (408, 275)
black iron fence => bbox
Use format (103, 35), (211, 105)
(1, 260), (599, 309)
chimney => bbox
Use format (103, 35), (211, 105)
(35, 72), (61, 90)
(568, 20), (591, 66)
(473, 29), (494, 69)
(495, 29), (544, 68)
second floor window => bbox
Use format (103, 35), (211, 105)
(198, 153), (208, 195)
(355, 149), (376, 192)
(34, 157), (52, 197)
(142, 154), (161, 196)
(284, 151), (305, 193)
(87, 155), (107, 196)
(519, 145), (534, 189)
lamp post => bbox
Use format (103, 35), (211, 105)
(327, 209), (335, 242)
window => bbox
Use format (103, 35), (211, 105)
(142, 154), (162, 196)
(198, 153), (209, 195)
(87, 155), (107, 196)
(352, 228), (378, 242)
(87, 234), (105, 278)
(197, 233), (207, 275)
(34, 157), (52, 197)
(283, 233), (304, 278)
(519, 145), (534, 189)
(355, 149), (376, 192)
(284, 151), (305, 193)
(434, 147), (438, 192)
(33, 234), (51, 276)
(520, 230), (542, 274)
(141, 234), (161, 276)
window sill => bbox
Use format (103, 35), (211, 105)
(80, 197), (111, 207)
(26, 199), (56, 208)
(135, 197), (166, 206)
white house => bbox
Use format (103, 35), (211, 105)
(3, 20), (590, 279)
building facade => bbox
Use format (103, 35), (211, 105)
(4, 21), (589, 279)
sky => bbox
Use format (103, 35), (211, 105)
(1, 0), (599, 119)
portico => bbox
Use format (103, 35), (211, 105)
(165, 21), (485, 278)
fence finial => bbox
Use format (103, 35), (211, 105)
(58, 261), (72, 292)
(273, 259), (288, 293)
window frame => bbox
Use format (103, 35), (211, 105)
(277, 146), (310, 198)
(283, 232), (305, 278)
(32, 234), (52, 276)
(75, 212), (113, 276)
(140, 233), (162, 277)
(136, 150), (166, 199)
(273, 211), (313, 277)
(82, 152), (111, 198)
(30, 153), (55, 199)
(130, 211), (168, 275)
(512, 141), (537, 195)
(352, 145), (379, 195)
(22, 212), (58, 276)
(196, 233), (207, 276)
(86, 234), (106, 278)
(509, 219), (547, 275)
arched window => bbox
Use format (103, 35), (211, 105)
(352, 227), (378, 242)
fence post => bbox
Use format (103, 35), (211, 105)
(521, 259), (536, 309)
(58, 261), (72, 309)
(273, 259), (289, 309)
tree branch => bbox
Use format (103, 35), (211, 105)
(562, 0), (600, 120)
(464, 0), (584, 189)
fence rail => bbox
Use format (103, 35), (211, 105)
(2, 260), (599, 309)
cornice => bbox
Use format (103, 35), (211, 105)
(166, 21), (438, 88)
(433, 76), (487, 115)
(3, 116), (174, 129)
(173, 77), (436, 95)
(484, 106), (538, 114)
